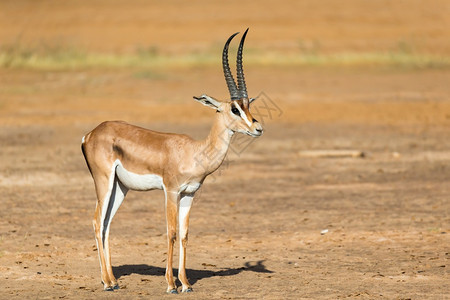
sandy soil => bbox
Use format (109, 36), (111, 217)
(0, 1), (449, 299)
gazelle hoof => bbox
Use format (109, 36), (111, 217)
(183, 288), (193, 293)
(167, 288), (178, 294)
(113, 284), (120, 290)
(104, 286), (115, 292)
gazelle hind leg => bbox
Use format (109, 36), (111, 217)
(92, 166), (127, 291)
(93, 201), (110, 289)
(103, 177), (128, 290)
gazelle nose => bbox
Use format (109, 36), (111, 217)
(254, 124), (263, 136)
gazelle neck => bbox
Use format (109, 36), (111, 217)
(197, 112), (234, 175)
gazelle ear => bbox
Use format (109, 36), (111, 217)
(193, 94), (223, 111)
(249, 97), (257, 104)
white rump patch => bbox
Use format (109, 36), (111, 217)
(114, 159), (163, 191)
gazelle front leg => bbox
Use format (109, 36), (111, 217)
(178, 193), (194, 292)
(164, 189), (179, 294)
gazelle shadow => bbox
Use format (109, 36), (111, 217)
(113, 260), (273, 285)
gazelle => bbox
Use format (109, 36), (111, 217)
(81, 29), (263, 293)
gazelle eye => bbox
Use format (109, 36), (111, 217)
(231, 106), (241, 116)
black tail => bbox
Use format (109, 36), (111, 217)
(81, 139), (93, 177)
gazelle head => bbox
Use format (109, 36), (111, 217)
(194, 29), (263, 137)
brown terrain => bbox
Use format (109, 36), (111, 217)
(0, 1), (449, 299)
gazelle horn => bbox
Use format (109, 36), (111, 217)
(236, 28), (249, 100)
(222, 32), (240, 100)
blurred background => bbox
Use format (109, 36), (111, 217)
(0, 1), (449, 298)
(0, 0), (449, 127)
(2, 0), (450, 56)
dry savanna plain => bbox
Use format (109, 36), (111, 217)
(0, 1), (449, 299)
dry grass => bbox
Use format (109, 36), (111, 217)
(1, 43), (449, 70)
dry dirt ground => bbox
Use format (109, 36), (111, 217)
(1, 1), (450, 299)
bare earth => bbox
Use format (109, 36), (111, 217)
(0, 1), (449, 299)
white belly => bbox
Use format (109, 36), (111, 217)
(114, 160), (163, 191)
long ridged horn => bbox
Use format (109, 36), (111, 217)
(236, 28), (249, 99)
(223, 32), (240, 100)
